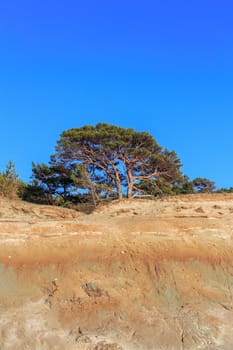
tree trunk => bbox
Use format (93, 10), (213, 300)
(111, 162), (123, 200)
(89, 181), (98, 207)
(127, 170), (134, 198)
(116, 177), (123, 200)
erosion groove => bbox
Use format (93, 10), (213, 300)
(0, 194), (233, 349)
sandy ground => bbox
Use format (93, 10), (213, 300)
(0, 194), (233, 349)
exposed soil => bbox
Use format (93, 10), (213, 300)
(0, 194), (233, 349)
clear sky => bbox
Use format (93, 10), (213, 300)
(0, 0), (232, 188)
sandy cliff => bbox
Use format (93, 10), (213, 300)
(0, 194), (233, 349)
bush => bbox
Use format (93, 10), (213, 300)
(19, 183), (54, 204)
(0, 161), (22, 199)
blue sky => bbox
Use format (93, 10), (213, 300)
(0, 0), (232, 188)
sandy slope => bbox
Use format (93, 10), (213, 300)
(0, 194), (233, 349)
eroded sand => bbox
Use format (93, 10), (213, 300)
(0, 194), (233, 349)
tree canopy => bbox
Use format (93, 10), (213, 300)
(51, 123), (183, 199)
(15, 123), (221, 210)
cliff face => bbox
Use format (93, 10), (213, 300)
(0, 194), (233, 350)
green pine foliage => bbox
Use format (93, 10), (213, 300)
(4, 123), (224, 209)
(52, 123), (183, 200)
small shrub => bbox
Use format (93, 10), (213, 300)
(0, 161), (22, 199)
